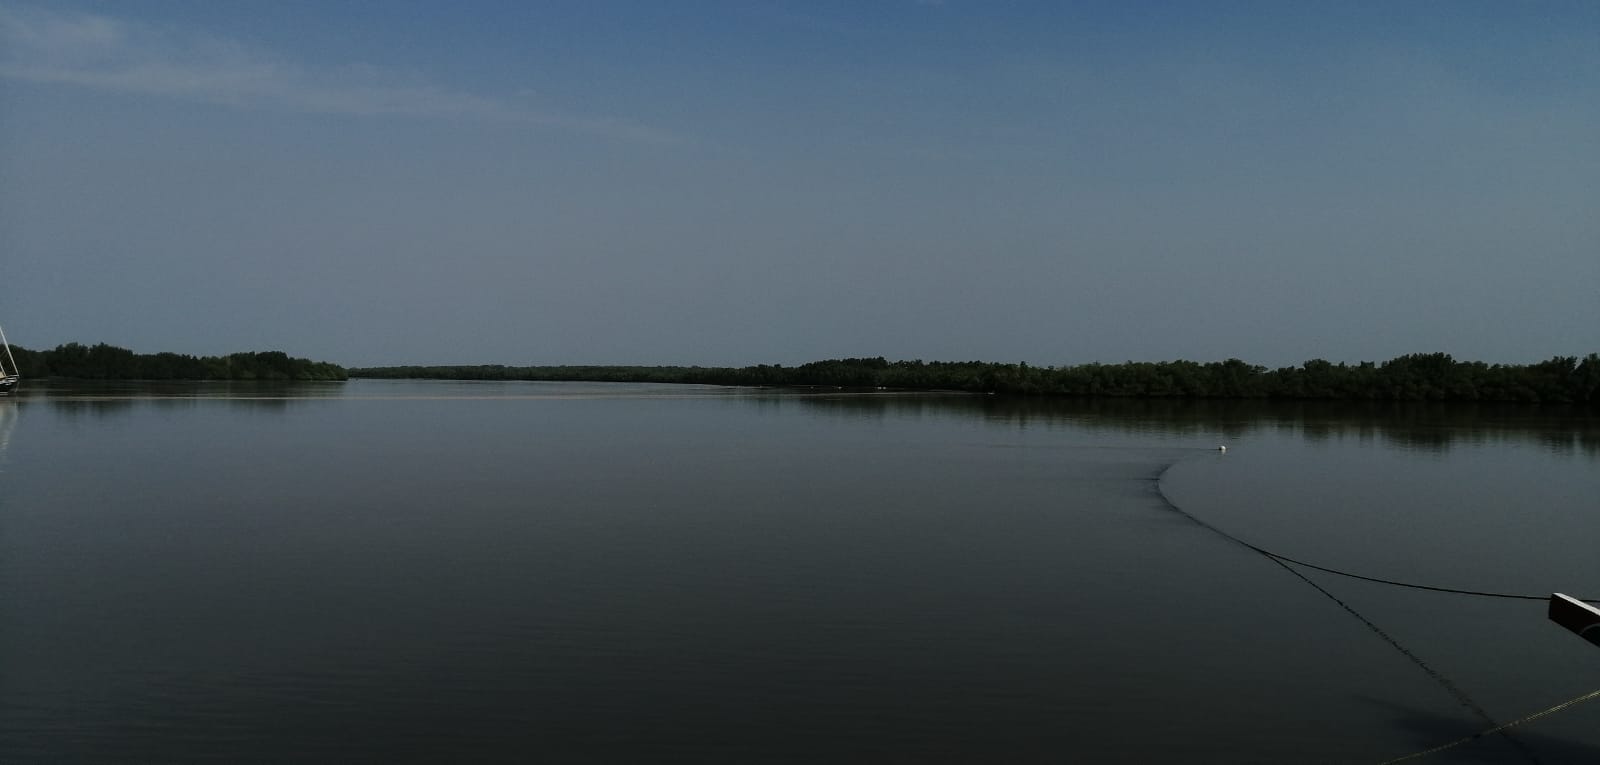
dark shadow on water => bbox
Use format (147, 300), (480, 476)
(1361, 695), (1600, 764)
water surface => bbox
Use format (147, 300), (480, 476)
(1, 381), (1596, 763)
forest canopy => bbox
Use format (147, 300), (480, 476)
(10, 343), (1596, 402)
(8, 343), (347, 381)
(352, 353), (1600, 404)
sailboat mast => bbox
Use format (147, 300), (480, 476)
(0, 324), (16, 378)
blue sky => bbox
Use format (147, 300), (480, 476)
(1, 1), (1595, 367)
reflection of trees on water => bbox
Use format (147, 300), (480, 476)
(0, 401), (15, 469)
(773, 393), (1600, 456)
(15, 380), (1597, 456)
(49, 399), (139, 419)
(28, 381), (340, 419)
(50, 397), (295, 418)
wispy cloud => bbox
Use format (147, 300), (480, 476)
(0, 5), (675, 143)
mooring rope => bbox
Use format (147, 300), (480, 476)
(1152, 453), (1543, 764)
(1262, 550), (1599, 604)
(1152, 457), (1598, 605)
(1259, 553), (1530, 754)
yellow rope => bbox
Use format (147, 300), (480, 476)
(1379, 687), (1600, 764)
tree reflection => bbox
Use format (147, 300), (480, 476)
(775, 393), (1600, 455)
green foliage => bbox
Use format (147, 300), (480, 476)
(351, 352), (1599, 404)
(8, 343), (347, 381)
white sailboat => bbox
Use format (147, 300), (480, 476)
(0, 323), (18, 395)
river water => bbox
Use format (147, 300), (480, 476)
(0, 380), (1595, 763)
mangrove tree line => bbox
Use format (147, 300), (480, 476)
(9, 343), (348, 381)
(352, 352), (1600, 404)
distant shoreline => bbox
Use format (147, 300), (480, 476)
(349, 353), (1599, 405)
(7, 343), (347, 382)
(9, 345), (1596, 403)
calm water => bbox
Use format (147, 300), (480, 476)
(0, 381), (1596, 763)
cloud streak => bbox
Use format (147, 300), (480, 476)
(0, 5), (675, 143)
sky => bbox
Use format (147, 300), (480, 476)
(1, 1), (1596, 368)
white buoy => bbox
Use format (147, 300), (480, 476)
(1217, 445), (1227, 453)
